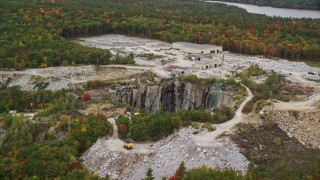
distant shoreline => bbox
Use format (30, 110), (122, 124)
(208, 0), (320, 10)
(206, 1), (320, 19)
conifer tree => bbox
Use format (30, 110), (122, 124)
(143, 168), (155, 180)
(178, 161), (187, 177)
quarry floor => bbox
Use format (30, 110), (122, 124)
(81, 84), (253, 179)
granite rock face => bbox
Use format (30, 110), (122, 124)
(109, 80), (235, 113)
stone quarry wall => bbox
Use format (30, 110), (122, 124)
(108, 80), (235, 113)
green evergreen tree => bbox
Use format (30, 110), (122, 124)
(178, 161), (187, 177)
(143, 168), (155, 180)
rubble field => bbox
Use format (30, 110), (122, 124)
(269, 108), (320, 149)
(82, 128), (250, 179)
(0, 66), (151, 91)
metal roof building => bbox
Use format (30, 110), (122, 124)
(172, 42), (223, 54)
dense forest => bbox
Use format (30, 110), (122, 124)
(1, 0), (320, 69)
(214, 0), (320, 10)
(0, 87), (113, 179)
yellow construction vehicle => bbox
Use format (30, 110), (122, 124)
(123, 143), (133, 150)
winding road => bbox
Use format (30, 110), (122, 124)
(274, 71), (320, 111)
(193, 84), (254, 146)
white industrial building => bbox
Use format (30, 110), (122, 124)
(187, 54), (212, 61)
(192, 58), (221, 69)
(172, 42), (223, 54)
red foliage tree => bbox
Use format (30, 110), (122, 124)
(175, 169), (180, 176)
(69, 162), (82, 170)
(118, 124), (127, 133)
(169, 175), (178, 180)
(82, 92), (91, 101)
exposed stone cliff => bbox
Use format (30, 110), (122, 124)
(108, 80), (235, 113)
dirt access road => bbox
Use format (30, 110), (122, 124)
(274, 72), (320, 111)
(192, 84), (254, 146)
(105, 118), (154, 154)
(270, 73), (320, 149)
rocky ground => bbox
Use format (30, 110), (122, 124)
(0, 66), (151, 91)
(96, 66), (149, 81)
(81, 84), (253, 179)
(81, 128), (250, 179)
(261, 76), (320, 149)
(0, 65), (96, 91)
(269, 109), (320, 149)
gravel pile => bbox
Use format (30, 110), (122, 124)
(81, 128), (250, 179)
(224, 53), (320, 74)
(82, 141), (127, 178)
(258, 60), (313, 73)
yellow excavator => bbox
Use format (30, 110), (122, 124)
(123, 139), (134, 150)
(123, 143), (133, 149)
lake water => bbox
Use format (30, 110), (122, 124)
(207, 1), (320, 19)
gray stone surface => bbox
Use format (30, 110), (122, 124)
(108, 80), (235, 113)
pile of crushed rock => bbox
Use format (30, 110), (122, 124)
(81, 128), (250, 179)
(224, 53), (320, 74)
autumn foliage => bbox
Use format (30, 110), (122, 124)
(69, 162), (82, 170)
(118, 124), (128, 133)
(82, 92), (91, 101)
(1, 0), (320, 71)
